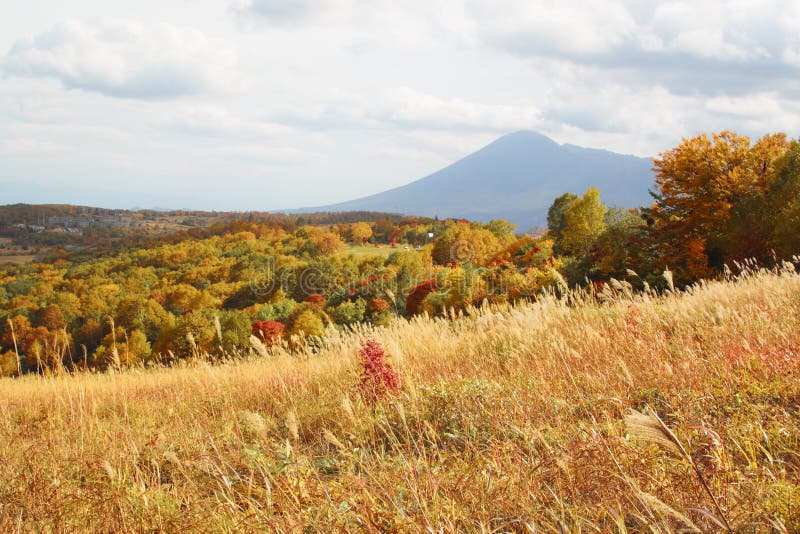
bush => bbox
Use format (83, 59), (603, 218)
(328, 299), (366, 326)
(358, 339), (401, 403)
(405, 278), (437, 316)
(251, 320), (285, 346)
(290, 309), (326, 338)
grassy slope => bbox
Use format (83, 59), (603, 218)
(1, 269), (799, 532)
(340, 244), (399, 258)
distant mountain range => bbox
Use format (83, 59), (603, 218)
(297, 131), (655, 230)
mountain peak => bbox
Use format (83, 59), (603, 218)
(489, 130), (560, 149)
(499, 130), (557, 143)
(297, 132), (655, 230)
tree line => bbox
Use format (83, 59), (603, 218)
(546, 131), (800, 287)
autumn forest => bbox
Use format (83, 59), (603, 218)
(1, 130), (799, 376)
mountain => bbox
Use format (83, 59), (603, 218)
(300, 131), (655, 230)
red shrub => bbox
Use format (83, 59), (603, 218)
(358, 275), (379, 288)
(304, 294), (326, 306)
(251, 320), (285, 346)
(358, 339), (401, 403)
(405, 278), (437, 316)
(368, 298), (390, 315)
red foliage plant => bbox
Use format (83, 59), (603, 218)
(405, 278), (437, 316)
(367, 298), (390, 315)
(358, 339), (401, 403)
(251, 320), (285, 346)
(359, 275), (379, 288)
(304, 294), (326, 306)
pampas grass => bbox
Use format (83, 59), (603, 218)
(0, 266), (798, 531)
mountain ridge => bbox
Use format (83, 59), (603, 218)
(293, 131), (655, 230)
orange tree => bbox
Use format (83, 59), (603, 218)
(643, 131), (790, 284)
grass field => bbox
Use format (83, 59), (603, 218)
(0, 254), (37, 264)
(341, 244), (403, 258)
(0, 267), (798, 531)
(0, 237), (37, 264)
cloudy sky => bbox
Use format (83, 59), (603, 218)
(1, 0), (799, 210)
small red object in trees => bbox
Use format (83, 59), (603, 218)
(305, 294), (326, 306)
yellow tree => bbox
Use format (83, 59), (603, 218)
(349, 222), (373, 244)
(560, 188), (607, 258)
(647, 131), (790, 282)
(431, 222), (502, 266)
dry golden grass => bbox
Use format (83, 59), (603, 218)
(0, 255), (37, 265)
(1, 267), (799, 532)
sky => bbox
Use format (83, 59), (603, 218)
(1, 0), (799, 211)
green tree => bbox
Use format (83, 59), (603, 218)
(215, 310), (253, 354)
(547, 192), (578, 252)
(560, 188), (607, 258)
(586, 208), (642, 279)
(486, 219), (517, 241)
(290, 309), (326, 338)
(328, 299), (366, 325)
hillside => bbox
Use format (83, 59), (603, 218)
(304, 131), (654, 229)
(0, 268), (797, 531)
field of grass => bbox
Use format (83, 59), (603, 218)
(0, 255), (37, 265)
(1, 267), (799, 531)
(0, 237), (37, 264)
(341, 244), (402, 258)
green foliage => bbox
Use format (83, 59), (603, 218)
(253, 299), (296, 323)
(547, 192), (578, 251)
(214, 310), (252, 354)
(485, 219), (517, 241)
(586, 209), (642, 280)
(289, 308), (326, 338)
(425, 266), (485, 315)
(559, 188), (607, 258)
(328, 299), (366, 326)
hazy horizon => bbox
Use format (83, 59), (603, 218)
(2, 1), (799, 211)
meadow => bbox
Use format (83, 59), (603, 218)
(0, 265), (797, 532)
(340, 244), (401, 258)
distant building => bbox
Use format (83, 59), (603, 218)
(48, 216), (92, 228)
(12, 222), (46, 232)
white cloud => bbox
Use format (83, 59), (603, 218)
(275, 88), (543, 133)
(231, 0), (353, 26)
(1, 0), (799, 210)
(467, 0), (637, 57)
(466, 0), (800, 96)
(705, 92), (785, 117)
(2, 19), (239, 99)
(0, 138), (69, 153)
(154, 106), (292, 138)
(372, 88), (542, 131)
(784, 47), (800, 68)
(215, 145), (314, 162)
